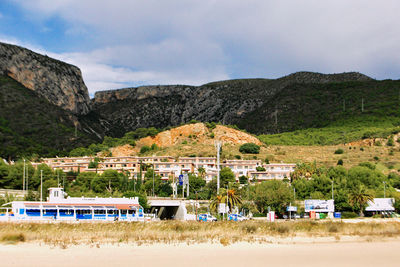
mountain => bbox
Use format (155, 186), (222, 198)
(1, 41), (400, 160)
(0, 42), (90, 115)
(91, 72), (375, 136)
(0, 74), (101, 159)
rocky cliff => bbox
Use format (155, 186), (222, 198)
(92, 72), (375, 135)
(0, 42), (90, 114)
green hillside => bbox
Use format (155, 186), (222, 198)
(0, 75), (99, 159)
(239, 80), (400, 135)
(259, 115), (400, 145)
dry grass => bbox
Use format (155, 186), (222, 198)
(150, 143), (399, 172)
(1, 220), (399, 248)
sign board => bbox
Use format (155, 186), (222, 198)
(218, 203), (229, 213)
(305, 199), (334, 213)
(178, 175), (183, 186)
(286, 206), (297, 212)
(267, 211), (275, 222)
(365, 198), (395, 211)
(183, 173), (189, 185)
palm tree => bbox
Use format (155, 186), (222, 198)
(210, 195), (223, 212)
(348, 185), (374, 217)
(210, 188), (242, 213)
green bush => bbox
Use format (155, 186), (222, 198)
(205, 122), (217, 129)
(341, 211), (358, 218)
(140, 146), (151, 154)
(256, 166), (266, 171)
(239, 143), (260, 154)
(234, 155), (241, 159)
(334, 148), (344, 154)
(387, 137), (394, 146)
(151, 143), (158, 150)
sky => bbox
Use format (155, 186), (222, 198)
(0, 0), (399, 96)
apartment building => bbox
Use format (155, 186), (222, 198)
(248, 163), (296, 181)
(37, 156), (296, 183)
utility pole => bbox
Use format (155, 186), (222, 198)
(152, 163), (155, 197)
(40, 170), (43, 202)
(186, 174), (189, 198)
(215, 141), (222, 194)
(23, 159), (25, 194)
(293, 187), (296, 201)
(26, 164), (29, 192)
(226, 186), (228, 221)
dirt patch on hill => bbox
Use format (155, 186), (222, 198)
(136, 123), (262, 149)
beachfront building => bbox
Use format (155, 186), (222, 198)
(249, 163), (296, 182)
(34, 156), (296, 183)
(9, 187), (143, 221)
(222, 159), (262, 179)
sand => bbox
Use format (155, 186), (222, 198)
(1, 240), (399, 267)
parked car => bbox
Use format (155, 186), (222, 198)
(228, 214), (250, 221)
(198, 213), (217, 222)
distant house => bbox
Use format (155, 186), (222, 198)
(34, 156), (296, 183)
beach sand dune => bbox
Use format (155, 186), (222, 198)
(1, 240), (399, 267)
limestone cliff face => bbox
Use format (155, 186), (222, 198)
(0, 42), (91, 114)
(92, 72), (374, 135)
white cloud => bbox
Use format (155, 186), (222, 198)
(6, 0), (400, 94)
(1, 35), (228, 95)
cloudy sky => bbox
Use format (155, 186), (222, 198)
(0, 0), (399, 95)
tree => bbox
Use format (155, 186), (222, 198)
(239, 175), (248, 184)
(91, 169), (123, 194)
(220, 188), (242, 212)
(210, 194), (223, 212)
(348, 185), (374, 216)
(256, 166), (266, 172)
(219, 167), (236, 188)
(239, 143), (260, 154)
(0, 160), (10, 188)
(31, 163), (54, 189)
(189, 173), (206, 195)
(197, 167), (206, 179)
(143, 170), (172, 197)
(253, 180), (292, 214)
(123, 191), (149, 209)
(70, 172), (97, 193)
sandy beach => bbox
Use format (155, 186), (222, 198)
(1, 239), (399, 267)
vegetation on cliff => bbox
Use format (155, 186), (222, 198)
(0, 75), (99, 159)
